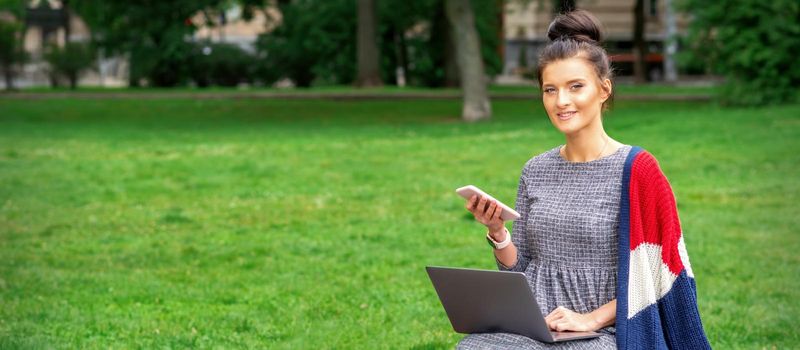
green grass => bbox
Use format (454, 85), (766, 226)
(0, 97), (797, 349)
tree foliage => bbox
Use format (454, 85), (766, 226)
(44, 41), (95, 89)
(255, 0), (502, 88)
(680, 0), (800, 105)
(68, 0), (501, 88)
(0, 19), (26, 90)
(71, 0), (265, 87)
(254, 0), (357, 87)
(383, 0), (501, 87)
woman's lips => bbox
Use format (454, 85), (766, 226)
(557, 111), (577, 120)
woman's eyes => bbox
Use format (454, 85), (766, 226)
(543, 84), (583, 94)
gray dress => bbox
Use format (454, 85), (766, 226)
(457, 145), (633, 350)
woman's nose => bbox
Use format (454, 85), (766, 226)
(556, 90), (571, 107)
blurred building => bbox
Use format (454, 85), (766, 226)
(502, 0), (689, 82)
(2, 0), (277, 89)
(3, 0), (127, 88)
(192, 6), (281, 53)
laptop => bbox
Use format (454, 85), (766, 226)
(426, 266), (602, 343)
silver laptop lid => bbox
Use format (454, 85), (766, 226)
(426, 266), (601, 343)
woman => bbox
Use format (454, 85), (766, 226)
(458, 10), (710, 349)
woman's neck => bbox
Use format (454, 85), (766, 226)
(561, 126), (611, 162)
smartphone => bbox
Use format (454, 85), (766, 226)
(456, 185), (521, 221)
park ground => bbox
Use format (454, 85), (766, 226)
(0, 89), (798, 348)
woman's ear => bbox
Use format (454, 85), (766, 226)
(600, 78), (612, 102)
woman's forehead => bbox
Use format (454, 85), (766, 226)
(541, 58), (596, 84)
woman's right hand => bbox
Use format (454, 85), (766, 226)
(465, 194), (506, 240)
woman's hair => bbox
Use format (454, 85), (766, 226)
(536, 9), (614, 110)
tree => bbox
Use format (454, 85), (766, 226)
(254, 0), (501, 89)
(445, 0), (491, 122)
(71, 0), (259, 87)
(680, 0), (800, 105)
(632, 0), (647, 84)
(355, 0), (382, 87)
(254, 0), (357, 87)
(424, 0), (458, 87)
(0, 20), (26, 91)
(43, 42), (95, 89)
(662, 0), (678, 82)
(552, 0), (575, 14)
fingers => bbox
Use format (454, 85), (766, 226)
(466, 195), (478, 211)
(545, 306), (566, 330)
(477, 196), (487, 214)
(545, 306), (564, 321)
(466, 195), (489, 216)
(554, 321), (571, 332)
(545, 307), (591, 332)
(465, 195), (504, 226)
(491, 202), (503, 221)
(485, 200), (497, 219)
(545, 314), (563, 329)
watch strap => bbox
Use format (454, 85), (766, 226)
(486, 227), (511, 250)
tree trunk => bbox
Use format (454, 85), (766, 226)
(495, 0), (504, 70)
(443, 14), (460, 87)
(49, 72), (59, 88)
(63, 0), (71, 41)
(663, 0), (678, 82)
(633, 0), (647, 84)
(432, 1), (459, 87)
(69, 72), (78, 89)
(355, 0), (383, 87)
(393, 29), (407, 87)
(445, 0), (491, 122)
(3, 67), (13, 91)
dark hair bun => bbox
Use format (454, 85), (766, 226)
(546, 9), (604, 44)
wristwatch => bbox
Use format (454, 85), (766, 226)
(486, 227), (511, 250)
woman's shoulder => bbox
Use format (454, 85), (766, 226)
(625, 147), (672, 182)
(518, 146), (561, 179)
(626, 146), (659, 167)
(522, 146), (562, 170)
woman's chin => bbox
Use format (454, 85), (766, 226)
(550, 119), (578, 135)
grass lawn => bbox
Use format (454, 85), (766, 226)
(0, 96), (797, 349)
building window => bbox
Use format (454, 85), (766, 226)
(648, 0), (658, 17)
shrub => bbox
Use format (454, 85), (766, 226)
(190, 43), (255, 87)
(43, 42), (95, 89)
(680, 0), (800, 106)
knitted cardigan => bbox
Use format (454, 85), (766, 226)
(616, 147), (711, 349)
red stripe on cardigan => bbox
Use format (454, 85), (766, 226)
(628, 151), (684, 276)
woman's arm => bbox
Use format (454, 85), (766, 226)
(544, 299), (616, 332)
(490, 226), (518, 268)
(466, 195), (519, 268)
(464, 167), (534, 271)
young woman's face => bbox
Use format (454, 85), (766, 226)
(540, 57), (610, 136)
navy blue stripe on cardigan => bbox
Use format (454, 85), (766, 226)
(615, 146), (642, 348)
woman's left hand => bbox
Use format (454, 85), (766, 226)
(544, 306), (600, 332)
